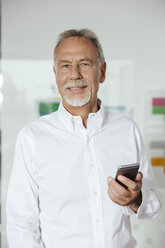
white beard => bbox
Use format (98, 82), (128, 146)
(64, 89), (91, 107)
(63, 80), (91, 107)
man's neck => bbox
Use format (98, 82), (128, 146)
(62, 99), (99, 128)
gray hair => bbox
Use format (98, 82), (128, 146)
(54, 28), (105, 66)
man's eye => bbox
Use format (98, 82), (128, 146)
(81, 63), (88, 66)
(62, 64), (69, 68)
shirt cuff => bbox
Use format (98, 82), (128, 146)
(122, 185), (161, 219)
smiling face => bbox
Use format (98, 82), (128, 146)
(53, 37), (106, 110)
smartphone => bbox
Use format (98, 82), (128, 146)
(115, 163), (140, 188)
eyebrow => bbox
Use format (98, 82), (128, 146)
(58, 58), (93, 66)
(58, 60), (71, 65)
(79, 58), (93, 63)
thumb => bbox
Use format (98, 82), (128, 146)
(135, 172), (143, 182)
(107, 176), (113, 184)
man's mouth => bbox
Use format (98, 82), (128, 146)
(67, 86), (87, 91)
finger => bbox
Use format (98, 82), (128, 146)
(108, 178), (130, 201)
(130, 181), (142, 191)
(117, 175), (141, 191)
(107, 178), (139, 206)
(107, 176), (113, 184)
(117, 175), (133, 188)
(107, 179), (119, 202)
(109, 186), (130, 206)
(135, 172), (143, 182)
(108, 187), (126, 205)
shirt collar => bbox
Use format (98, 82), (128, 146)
(57, 99), (105, 134)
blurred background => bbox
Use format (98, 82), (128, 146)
(0, 0), (165, 247)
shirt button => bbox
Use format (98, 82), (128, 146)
(88, 137), (91, 142)
(96, 219), (100, 223)
(90, 164), (94, 168)
(94, 191), (98, 195)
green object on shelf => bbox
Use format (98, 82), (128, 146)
(152, 106), (165, 115)
(39, 102), (60, 116)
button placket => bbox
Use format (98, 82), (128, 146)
(86, 135), (105, 248)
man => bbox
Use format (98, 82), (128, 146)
(6, 29), (161, 248)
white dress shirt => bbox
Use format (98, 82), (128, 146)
(6, 100), (161, 248)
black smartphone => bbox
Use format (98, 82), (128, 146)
(115, 163), (140, 188)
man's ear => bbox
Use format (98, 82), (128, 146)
(100, 62), (106, 84)
(53, 65), (56, 76)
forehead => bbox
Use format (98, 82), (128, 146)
(55, 37), (98, 61)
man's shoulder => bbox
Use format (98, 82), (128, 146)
(104, 111), (138, 135)
(104, 110), (137, 130)
(19, 111), (59, 137)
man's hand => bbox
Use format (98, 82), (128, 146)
(107, 172), (143, 213)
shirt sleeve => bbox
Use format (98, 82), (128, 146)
(6, 128), (45, 248)
(122, 122), (162, 219)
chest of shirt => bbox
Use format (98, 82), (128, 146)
(33, 127), (138, 191)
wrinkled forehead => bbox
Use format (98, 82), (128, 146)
(54, 37), (99, 64)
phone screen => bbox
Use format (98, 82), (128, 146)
(115, 163), (140, 188)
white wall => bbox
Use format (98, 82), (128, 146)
(1, 0), (165, 247)
(2, 0), (165, 128)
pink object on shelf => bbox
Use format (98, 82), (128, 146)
(152, 98), (165, 106)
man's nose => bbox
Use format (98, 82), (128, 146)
(70, 65), (83, 80)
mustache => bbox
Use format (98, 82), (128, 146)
(64, 80), (89, 90)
